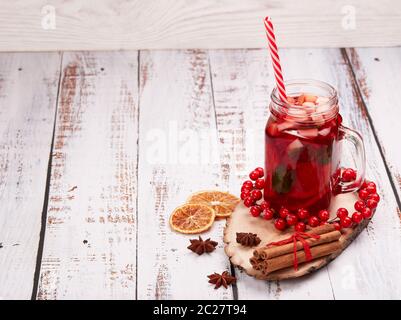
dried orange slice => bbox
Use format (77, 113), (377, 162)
(169, 204), (215, 234)
(187, 191), (240, 218)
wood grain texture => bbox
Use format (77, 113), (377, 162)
(2, 48), (401, 300)
(0, 0), (401, 51)
(0, 52), (61, 299)
(280, 48), (401, 299)
(345, 48), (401, 201)
(209, 48), (401, 299)
(35, 51), (139, 300)
(209, 49), (335, 300)
(136, 50), (234, 300)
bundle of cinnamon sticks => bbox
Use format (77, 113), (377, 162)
(250, 224), (342, 275)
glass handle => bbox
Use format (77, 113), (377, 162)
(337, 125), (366, 193)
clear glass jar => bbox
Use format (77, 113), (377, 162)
(264, 79), (365, 212)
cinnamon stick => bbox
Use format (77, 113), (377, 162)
(305, 223), (336, 234)
(254, 224), (337, 260)
(250, 256), (258, 266)
(258, 230), (341, 260)
(252, 261), (264, 270)
(262, 241), (342, 274)
(253, 250), (260, 259)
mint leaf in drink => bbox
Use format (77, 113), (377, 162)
(314, 145), (332, 165)
(272, 165), (294, 194)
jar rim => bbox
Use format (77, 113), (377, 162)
(270, 79), (339, 124)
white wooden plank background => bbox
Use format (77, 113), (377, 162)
(1, 47), (401, 299)
(209, 48), (401, 299)
(137, 50), (232, 300)
(0, 0), (401, 51)
(209, 49), (335, 299)
(345, 48), (401, 202)
(0, 52), (61, 299)
(34, 51), (139, 299)
(277, 48), (401, 299)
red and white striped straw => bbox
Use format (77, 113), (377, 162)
(264, 17), (287, 102)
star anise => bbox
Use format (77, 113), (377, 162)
(207, 271), (236, 289)
(187, 236), (218, 255)
(236, 232), (261, 247)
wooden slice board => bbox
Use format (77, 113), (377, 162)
(224, 192), (373, 280)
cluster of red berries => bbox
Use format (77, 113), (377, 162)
(240, 167), (265, 206)
(240, 167), (380, 232)
(240, 167), (330, 232)
(332, 180), (380, 230)
(341, 168), (357, 182)
(272, 207), (331, 232)
(332, 167), (358, 194)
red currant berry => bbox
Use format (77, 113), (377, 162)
(342, 168), (357, 182)
(255, 167), (264, 177)
(254, 178), (265, 190)
(318, 210), (330, 221)
(250, 205), (262, 217)
(336, 208), (349, 219)
(243, 180), (253, 188)
(279, 207), (290, 219)
(337, 114), (343, 125)
(361, 180), (369, 189)
(361, 207), (372, 219)
(358, 189), (369, 200)
(263, 208), (274, 220)
(340, 216), (352, 228)
(352, 211), (363, 224)
(250, 189), (262, 201)
(366, 199), (378, 209)
(286, 214), (298, 226)
(354, 200), (365, 212)
(244, 197), (255, 208)
(260, 201), (270, 210)
(368, 193), (380, 202)
(297, 208), (309, 220)
(333, 222), (342, 231)
(240, 190), (250, 200)
(308, 216), (320, 227)
(249, 170), (260, 181)
(350, 169), (357, 180)
(295, 222), (306, 232)
(274, 218), (287, 231)
(365, 182), (377, 194)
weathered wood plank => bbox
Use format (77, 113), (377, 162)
(345, 47), (401, 201)
(3, 48), (399, 300)
(209, 48), (401, 299)
(209, 49), (334, 299)
(328, 47), (401, 298)
(136, 50), (233, 299)
(0, 0), (400, 51)
(314, 48), (401, 299)
(35, 51), (139, 300)
(0, 52), (61, 299)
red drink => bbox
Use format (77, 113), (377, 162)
(264, 80), (365, 213)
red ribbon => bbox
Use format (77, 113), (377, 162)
(266, 232), (321, 271)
